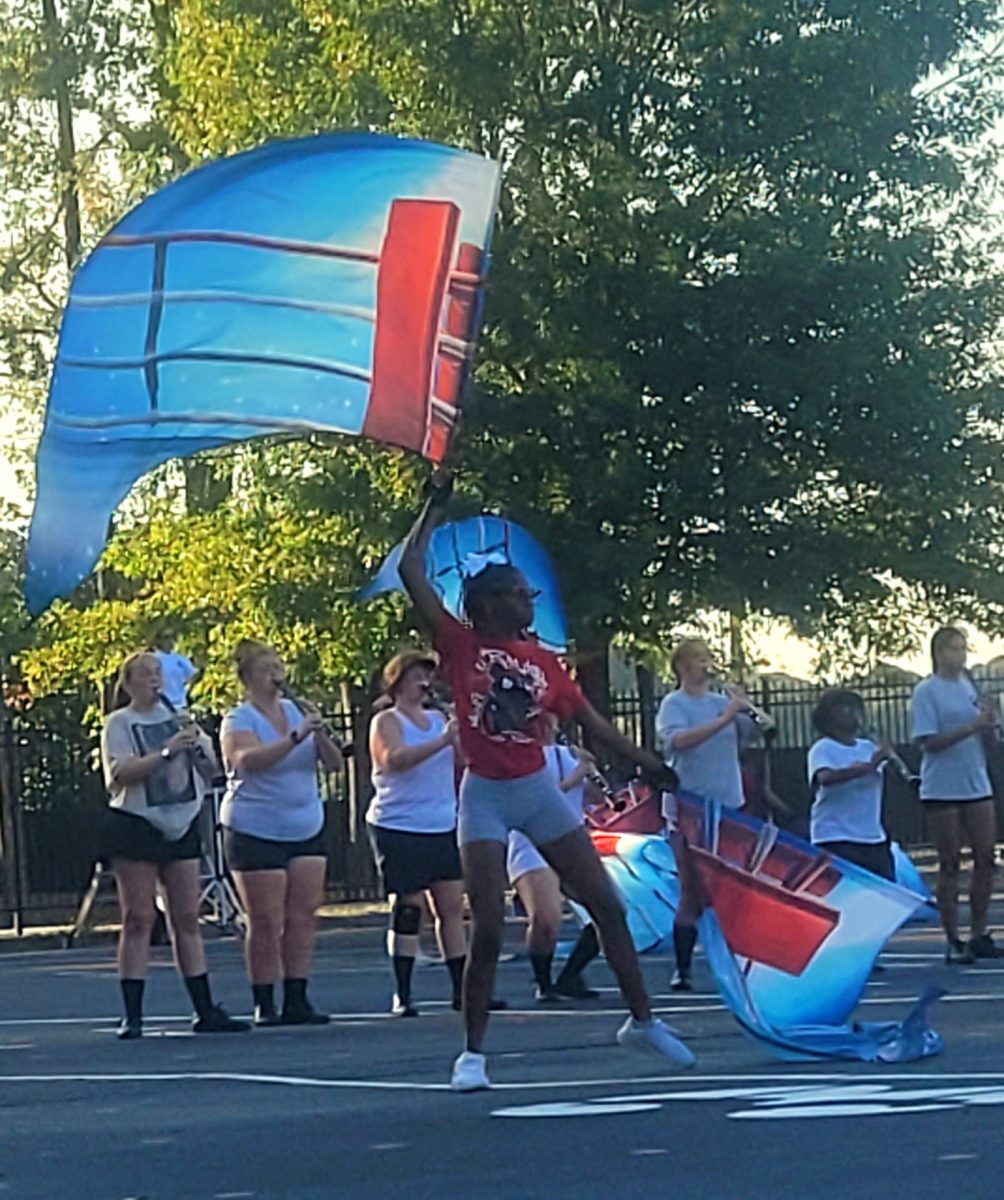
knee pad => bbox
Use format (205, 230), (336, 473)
(390, 902), (422, 937)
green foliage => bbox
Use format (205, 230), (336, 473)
(8, 0), (1004, 707)
(19, 441), (425, 709)
(162, 1), (1004, 664)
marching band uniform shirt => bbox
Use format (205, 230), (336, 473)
(434, 615), (584, 780)
(656, 690), (753, 809)
(101, 701), (210, 840)
(910, 675), (991, 801)
(367, 708), (457, 833)
(220, 700), (323, 841)
(807, 737), (886, 845)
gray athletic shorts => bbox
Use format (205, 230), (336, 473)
(458, 767), (583, 849)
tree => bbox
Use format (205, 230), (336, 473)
(14, 1), (1004, 711)
(159, 0), (1004, 700)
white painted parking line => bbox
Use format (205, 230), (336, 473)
(2, 1069), (1004, 1100)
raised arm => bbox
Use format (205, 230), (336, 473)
(399, 470), (453, 634)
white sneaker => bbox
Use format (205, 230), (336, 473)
(616, 1016), (696, 1070)
(450, 1050), (491, 1092)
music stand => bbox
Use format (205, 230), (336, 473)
(198, 785), (246, 936)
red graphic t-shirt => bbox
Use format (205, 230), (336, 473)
(434, 615), (585, 780)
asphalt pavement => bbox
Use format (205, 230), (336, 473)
(2, 893), (1004, 1200)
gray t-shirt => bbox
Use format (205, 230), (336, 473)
(101, 702), (209, 840)
(220, 700), (324, 841)
(910, 674), (990, 802)
(655, 690), (754, 809)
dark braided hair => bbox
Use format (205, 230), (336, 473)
(460, 562), (522, 628)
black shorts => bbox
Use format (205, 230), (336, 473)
(223, 825), (327, 872)
(367, 824), (462, 896)
(815, 839), (894, 881)
(104, 809), (202, 865)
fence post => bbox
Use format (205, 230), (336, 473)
(636, 665), (656, 752)
(0, 663), (24, 935)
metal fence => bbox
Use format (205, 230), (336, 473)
(0, 671), (997, 930)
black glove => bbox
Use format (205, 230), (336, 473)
(423, 469), (454, 506)
(648, 764), (679, 794)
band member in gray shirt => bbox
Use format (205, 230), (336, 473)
(656, 638), (758, 991)
(911, 627), (1001, 964)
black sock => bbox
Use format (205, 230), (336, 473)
(184, 973), (214, 1019)
(120, 978), (144, 1023)
(283, 978), (309, 1010)
(446, 956), (465, 1002)
(673, 924), (697, 973)
(252, 982), (275, 1012)
(392, 957), (415, 1003)
(530, 951), (554, 991)
(557, 925), (600, 982)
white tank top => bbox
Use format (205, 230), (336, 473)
(367, 708), (457, 833)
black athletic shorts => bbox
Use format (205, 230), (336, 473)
(223, 824), (327, 872)
(815, 839), (894, 881)
(104, 809), (202, 865)
(367, 824), (462, 896)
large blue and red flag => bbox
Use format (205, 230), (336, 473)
(586, 796), (943, 1063)
(24, 133), (500, 614)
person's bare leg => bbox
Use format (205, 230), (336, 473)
(281, 856), (326, 979)
(232, 870), (286, 982)
(159, 858), (206, 978)
(515, 867), (563, 996)
(539, 828), (650, 1021)
(113, 860), (159, 979)
(961, 800), (998, 939)
(926, 807), (963, 946)
(427, 879), (467, 960)
(458, 841), (508, 1052)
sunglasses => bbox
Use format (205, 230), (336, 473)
(489, 586), (541, 601)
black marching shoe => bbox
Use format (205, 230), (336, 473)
(670, 967), (693, 993)
(945, 939), (975, 965)
(968, 933), (1002, 960)
(281, 1001), (330, 1026)
(254, 1002), (283, 1027)
(553, 976), (600, 1000)
(117, 1016), (143, 1040)
(534, 984), (563, 1004)
(193, 1005), (250, 1034)
(451, 995), (508, 1012)
(390, 994), (419, 1018)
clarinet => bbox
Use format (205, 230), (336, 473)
(158, 693), (209, 762)
(962, 668), (1002, 751)
(280, 682), (352, 755)
(860, 725), (916, 785)
(554, 731), (620, 804)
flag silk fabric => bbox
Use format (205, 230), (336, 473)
(357, 515), (568, 652)
(586, 797), (943, 1063)
(25, 133), (501, 615)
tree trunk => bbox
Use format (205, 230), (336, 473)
(573, 636), (611, 717)
(184, 457), (232, 514)
(41, 0), (81, 271)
